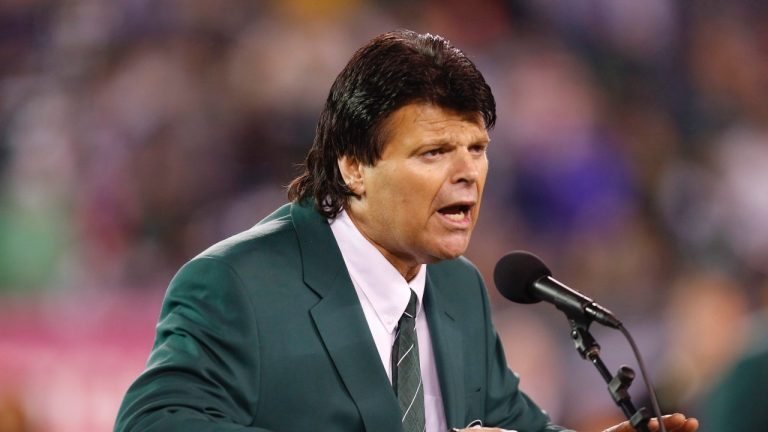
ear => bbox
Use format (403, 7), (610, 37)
(338, 156), (365, 196)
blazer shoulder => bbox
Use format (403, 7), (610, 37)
(194, 203), (298, 266)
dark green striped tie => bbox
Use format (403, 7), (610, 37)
(392, 290), (425, 432)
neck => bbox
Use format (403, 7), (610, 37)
(393, 260), (421, 282)
(344, 211), (421, 282)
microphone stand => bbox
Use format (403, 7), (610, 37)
(568, 316), (651, 432)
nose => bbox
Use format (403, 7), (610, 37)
(450, 147), (481, 185)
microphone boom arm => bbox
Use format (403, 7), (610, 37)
(568, 317), (651, 432)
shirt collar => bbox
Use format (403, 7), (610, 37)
(329, 210), (426, 334)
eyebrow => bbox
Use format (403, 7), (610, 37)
(419, 136), (491, 147)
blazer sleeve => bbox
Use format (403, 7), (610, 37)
(114, 256), (274, 432)
(475, 270), (573, 432)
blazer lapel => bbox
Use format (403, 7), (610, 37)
(291, 203), (402, 432)
(425, 269), (466, 428)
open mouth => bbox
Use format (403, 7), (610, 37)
(437, 204), (472, 222)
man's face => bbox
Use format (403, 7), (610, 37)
(342, 103), (490, 276)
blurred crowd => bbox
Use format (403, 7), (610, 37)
(1, 1), (767, 431)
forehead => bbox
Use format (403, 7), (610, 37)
(379, 103), (488, 149)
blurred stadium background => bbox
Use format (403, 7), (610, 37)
(1, 1), (767, 431)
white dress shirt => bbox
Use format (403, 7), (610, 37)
(330, 210), (447, 432)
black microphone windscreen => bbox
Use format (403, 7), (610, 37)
(493, 251), (552, 304)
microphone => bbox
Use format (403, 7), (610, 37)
(493, 251), (622, 329)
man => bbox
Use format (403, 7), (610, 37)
(115, 30), (697, 432)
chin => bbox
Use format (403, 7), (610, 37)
(431, 242), (470, 261)
(440, 251), (464, 261)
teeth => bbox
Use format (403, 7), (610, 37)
(444, 211), (466, 221)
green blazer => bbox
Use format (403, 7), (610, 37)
(115, 202), (565, 432)
(700, 328), (768, 431)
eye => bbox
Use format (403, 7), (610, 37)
(422, 147), (445, 157)
(469, 143), (488, 154)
